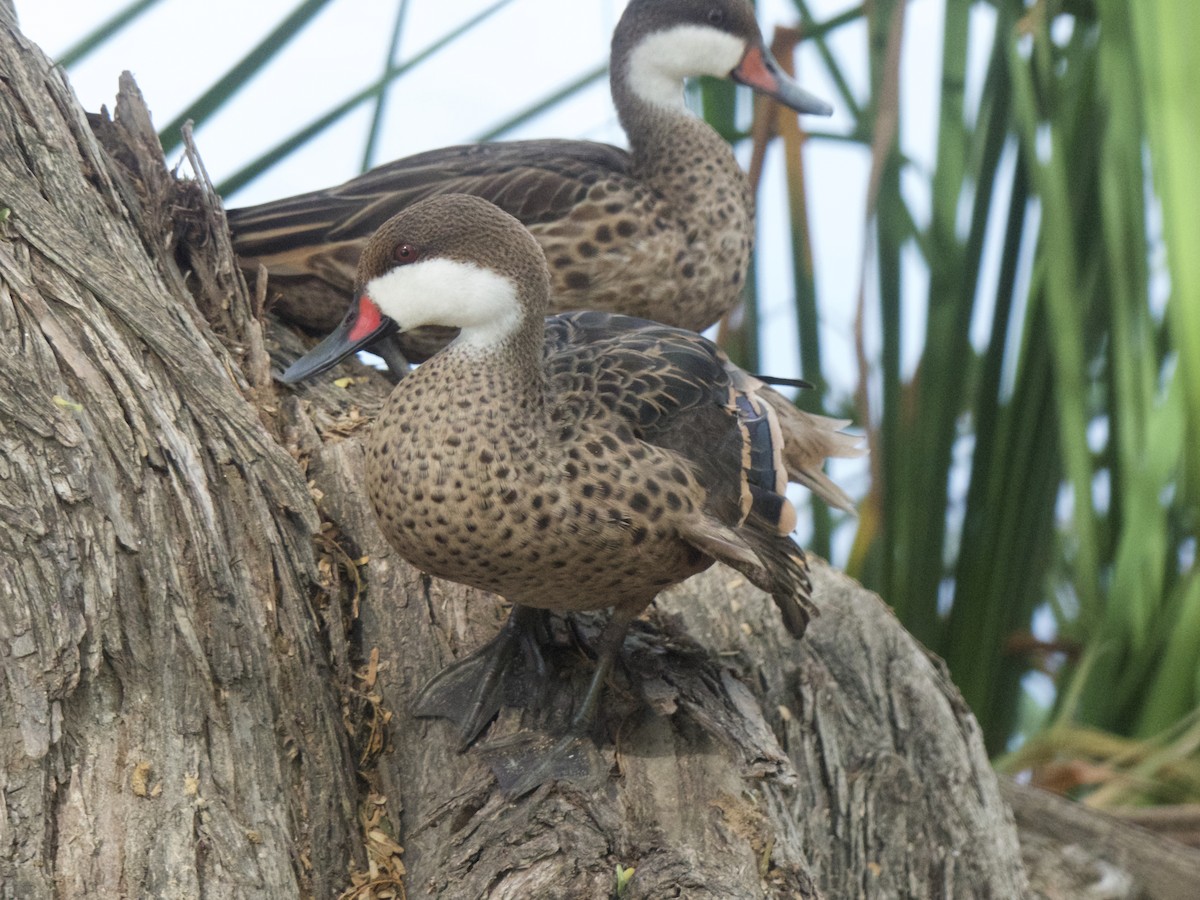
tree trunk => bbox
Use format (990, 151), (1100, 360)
(0, 11), (1031, 898)
(0, 9), (362, 900)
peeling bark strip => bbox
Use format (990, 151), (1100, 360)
(0, 11), (1030, 900)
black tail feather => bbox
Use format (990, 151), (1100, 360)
(751, 373), (813, 390)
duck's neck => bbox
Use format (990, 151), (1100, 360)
(610, 54), (752, 220)
(405, 314), (548, 437)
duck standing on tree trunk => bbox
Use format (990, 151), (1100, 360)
(280, 194), (856, 796)
(231, 0), (831, 369)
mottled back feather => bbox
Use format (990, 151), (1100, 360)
(229, 140), (633, 260)
(544, 311), (791, 537)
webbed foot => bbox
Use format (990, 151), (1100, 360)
(478, 731), (605, 798)
(414, 605), (549, 748)
(480, 606), (640, 796)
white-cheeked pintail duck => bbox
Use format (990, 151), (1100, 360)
(234, 0), (831, 366)
(282, 194), (859, 796)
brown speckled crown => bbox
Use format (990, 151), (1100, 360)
(609, 0), (763, 112)
(359, 194), (817, 640)
(357, 193), (551, 316)
(227, 0), (817, 361)
(614, 0), (761, 36)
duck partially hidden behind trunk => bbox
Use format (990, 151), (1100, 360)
(231, 0), (831, 370)
(281, 194), (860, 797)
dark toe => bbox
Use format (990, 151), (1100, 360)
(477, 731), (605, 798)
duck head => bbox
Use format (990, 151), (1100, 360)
(281, 195), (548, 383)
(613, 0), (832, 117)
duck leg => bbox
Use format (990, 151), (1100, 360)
(414, 604), (549, 749)
(371, 334), (412, 380)
(480, 605), (639, 798)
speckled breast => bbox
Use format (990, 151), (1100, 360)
(365, 390), (714, 612)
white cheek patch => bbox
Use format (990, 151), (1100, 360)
(366, 257), (522, 349)
(626, 25), (748, 111)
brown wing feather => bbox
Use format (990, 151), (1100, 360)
(735, 530), (814, 637)
(546, 311), (829, 637)
(228, 140), (633, 266)
(545, 312), (792, 530)
(545, 311), (731, 434)
(682, 519), (814, 638)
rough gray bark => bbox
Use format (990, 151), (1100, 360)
(0, 23), (357, 900)
(0, 12), (1034, 899)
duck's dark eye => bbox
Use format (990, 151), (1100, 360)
(707, 8), (724, 25)
(393, 243), (420, 264)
